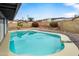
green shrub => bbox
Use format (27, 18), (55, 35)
(17, 22), (23, 29)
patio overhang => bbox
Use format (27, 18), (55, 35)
(0, 3), (21, 20)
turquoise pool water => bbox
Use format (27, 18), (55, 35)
(9, 30), (64, 55)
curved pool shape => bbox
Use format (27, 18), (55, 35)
(9, 30), (64, 55)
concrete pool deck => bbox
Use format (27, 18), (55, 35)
(0, 29), (79, 56)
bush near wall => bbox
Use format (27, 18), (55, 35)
(49, 21), (58, 27)
(32, 22), (39, 27)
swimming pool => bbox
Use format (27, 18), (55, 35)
(9, 30), (64, 55)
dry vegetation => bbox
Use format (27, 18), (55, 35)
(58, 19), (79, 33)
(8, 17), (79, 34)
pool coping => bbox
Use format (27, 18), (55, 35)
(0, 29), (79, 56)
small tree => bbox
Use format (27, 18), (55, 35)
(28, 17), (34, 22)
(27, 15), (34, 21)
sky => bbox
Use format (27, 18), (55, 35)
(14, 3), (79, 20)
